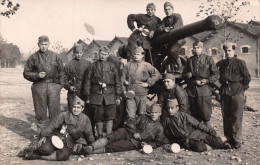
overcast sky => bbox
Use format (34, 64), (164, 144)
(0, 0), (259, 55)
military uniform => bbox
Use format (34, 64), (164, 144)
(157, 84), (189, 116)
(24, 49), (65, 132)
(162, 111), (229, 152)
(127, 13), (161, 63)
(121, 61), (160, 118)
(64, 58), (91, 111)
(183, 53), (218, 123)
(217, 56), (251, 147)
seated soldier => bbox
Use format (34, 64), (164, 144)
(22, 96), (95, 161)
(78, 103), (165, 155)
(162, 99), (231, 152)
(157, 73), (190, 118)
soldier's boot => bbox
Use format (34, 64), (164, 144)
(96, 122), (104, 139)
(174, 58), (183, 74)
(82, 138), (108, 155)
(106, 120), (113, 135)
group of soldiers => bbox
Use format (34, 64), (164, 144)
(20, 2), (251, 162)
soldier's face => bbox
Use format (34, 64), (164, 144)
(164, 79), (175, 89)
(168, 104), (179, 116)
(193, 46), (203, 55)
(224, 47), (235, 58)
(75, 50), (83, 60)
(38, 42), (50, 53)
(72, 104), (83, 116)
(134, 53), (144, 62)
(164, 6), (173, 16)
(146, 8), (155, 16)
(99, 51), (109, 61)
(150, 110), (161, 121)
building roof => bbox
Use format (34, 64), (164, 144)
(228, 21), (260, 37)
(93, 40), (111, 47)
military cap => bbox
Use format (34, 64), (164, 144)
(99, 46), (110, 54)
(167, 99), (178, 107)
(38, 35), (49, 43)
(134, 46), (145, 54)
(147, 3), (156, 9)
(151, 103), (162, 113)
(73, 43), (83, 53)
(223, 42), (236, 50)
(73, 96), (85, 107)
(164, 2), (173, 9)
(164, 73), (175, 80)
(193, 40), (203, 47)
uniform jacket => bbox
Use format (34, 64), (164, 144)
(121, 61), (160, 96)
(41, 111), (95, 148)
(157, 84), (190, 115)
(183, 54), (218, 97)
(127, 14), (161, 49)
(162, 111), (216, 142)
(216, 57), (251, 96)
(23, 50), (65, 85)
(125, 114), (165, 148)
(64, 58), (91, 97)
(83, 60), (122, 105)
(156, 13), (183, 34)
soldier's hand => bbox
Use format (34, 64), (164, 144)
(165, 27), (171, 32)
(123, 91), (127, 97)
(195, 80), (202, 85)
(38, 137), (46, 147)
(138, 27), (143, 32)
(200, 79), (209, 85)
(70, 86), (77, 92)
(133, 133), (141, 140)
(86, 100), (90, 104)
(116, 98), (121, 106)
(209, 129), (217, 136)
(124, 81), (130, 86)
(38, 72), (46, 78)
(139, 82), (149, 88)
(149, 31), (154, 38)
(185, 72), (192, 78)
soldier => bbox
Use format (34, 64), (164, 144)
(156, 2), (184, 73)
(182, 40), (218, 127)
(216, 42), (251, 149)
(162, 99), (231, 152)
(79, 103), (164, 155)
(83, 46), (122, 138)
(127, 3), (161, 64)
(121, 46), (161, 120)
(64, 43), (91, 112)
(22, 96), (95, 161)
(23, 35), (65, 133)
(157, 73), (189, 118)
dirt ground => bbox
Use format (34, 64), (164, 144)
(0, 68), (259, 165)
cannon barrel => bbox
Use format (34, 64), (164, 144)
(152, 15), (223, 46)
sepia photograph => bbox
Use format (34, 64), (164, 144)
(0, 0), (259, 164)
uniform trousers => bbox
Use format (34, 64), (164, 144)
(221, 93), (244, 143)
(189, 95), (212, 122)
(126, 95), (147, 118)
(31, 82), (62, 132)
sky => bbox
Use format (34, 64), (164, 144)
(0, 0), (259, 56)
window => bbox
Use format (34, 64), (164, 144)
(211, 48), (218, 55)
(242, 47), (249, 53)
(240, 45), (250, 54)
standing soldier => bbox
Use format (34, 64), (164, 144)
(217, 42), (251, 149)
(121, 46), (161, 120)
(182, 40), (218, 127)
(23, 35), (65, 133)
(156, 2), (184, 73)
(64, 43), (91, 112)
(83, 46), (122, 138)
(127, 3), (161, 64)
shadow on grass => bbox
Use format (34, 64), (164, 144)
(0, 115), (38, 140)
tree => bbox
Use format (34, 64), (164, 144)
(0, 0), (20, 18)
(196, 0), (256, 43)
